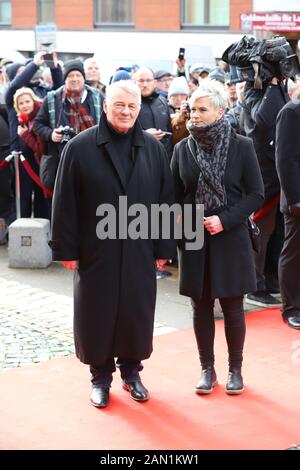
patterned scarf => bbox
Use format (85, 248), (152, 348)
(63, 88), (95, 134)
(187, 116), (231, 212)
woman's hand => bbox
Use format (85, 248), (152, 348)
(179, 101), (190, 117)
(60, 260), (79, 270)
(203, 215), (224, 235)
(17, 125), (27, 136)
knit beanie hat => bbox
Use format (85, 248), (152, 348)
(168, 76), (189, 98)
(63, 59), (85, 81)
(111, 70), (131, 83)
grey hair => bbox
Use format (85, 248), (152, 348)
(83, 57), (100, 71)
(105, 80), (141, 105)
(189, 79), (228, 110)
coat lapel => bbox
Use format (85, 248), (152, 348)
(104, 142), (127, 191)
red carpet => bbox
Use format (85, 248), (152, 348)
(0, 308), (299, 450)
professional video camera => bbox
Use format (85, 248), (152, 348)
(58, 125), (76, 143)
(222, 35), (300, 89)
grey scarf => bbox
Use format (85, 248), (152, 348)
(187, 116), (231, 212)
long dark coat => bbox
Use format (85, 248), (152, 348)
(171, 132), (264, 299)
(50, 117), (175, 364)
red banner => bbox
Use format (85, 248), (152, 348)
(240, 12), (300, 32)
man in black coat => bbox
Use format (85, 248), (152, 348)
(276, 93), (300, 330)
(50, 80), (175, 408)
(243, 78), (288, 307)
(134, 67), (173, 160)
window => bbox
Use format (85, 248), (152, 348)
(181, 0), (229, 28)
(38, 0), (55, 24)
(95, 0), (134, 25)
(0, 0), (11, 25)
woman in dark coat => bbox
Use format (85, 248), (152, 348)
(171, 80), (264, 395)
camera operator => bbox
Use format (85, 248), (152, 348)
(33, 60), (103, 199)
(243, 73), (289, 307)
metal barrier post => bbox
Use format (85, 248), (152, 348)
(12, 151), (22, 219)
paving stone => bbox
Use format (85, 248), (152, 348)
(0, 276), (178, 371)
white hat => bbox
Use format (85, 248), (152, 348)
(168, 77), (189, 98)
(189, 62), (204, 74)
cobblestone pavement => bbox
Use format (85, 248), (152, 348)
(0, 277), (177, 372)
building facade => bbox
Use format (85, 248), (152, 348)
(0, 1), (299, 82)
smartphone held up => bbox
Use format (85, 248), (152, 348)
(178, 48), (185, 60)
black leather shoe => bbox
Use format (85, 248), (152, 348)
(122, 380), (149, 402)
(90, 386), (110, 408)
(285, 312), (300, 330)
(226, 369), (244, 395)
(195, 366), (218, 394)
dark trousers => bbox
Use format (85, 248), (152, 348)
(253, 205), (277, 291)
(90, 358), (143, 388)
(20, 163), (49, 219)
(191, 264), (245, 369)
(278, 213), (300, 317)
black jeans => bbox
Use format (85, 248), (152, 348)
(90, 358), (143, 388)
(278, 213), (300, 317)
(253, 204), (277, 292)
(191, 264), (245, 370)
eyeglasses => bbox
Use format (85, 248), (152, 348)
(136, 79), (154, 84)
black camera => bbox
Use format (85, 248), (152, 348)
(279, 54), (300, 79)
(222, 35), (300, 87)
(58, 126), (76, 143)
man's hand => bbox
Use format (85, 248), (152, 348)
(203, 216), (224, 235)
(52, 128), (64, 143)
(52, 51), (58, 68)
(176, 57), (186, 73)
(34, 50), (46, 66)
(155, 259), (170, 270)
(145, 128), (166, 141)
(60, 260), (79, 270)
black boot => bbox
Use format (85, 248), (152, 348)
(226, 368), (244, 395)
(195, 366), (217, 394)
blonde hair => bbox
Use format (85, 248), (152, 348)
(13, 87), (42, 114)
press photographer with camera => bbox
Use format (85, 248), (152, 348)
(222, 35), (297, 307)
(33, 59), (103, 198)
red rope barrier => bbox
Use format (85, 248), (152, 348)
(20, 157), (53, 198)
(253, 194), (280, 223)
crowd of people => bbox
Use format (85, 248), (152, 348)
(1, 46), (300, 408)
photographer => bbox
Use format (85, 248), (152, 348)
(34, 60), (103, 195)
(242, 70), (289, 307)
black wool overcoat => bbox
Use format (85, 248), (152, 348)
(50, 117), (175, 364)
(171, 132), (264, 299)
